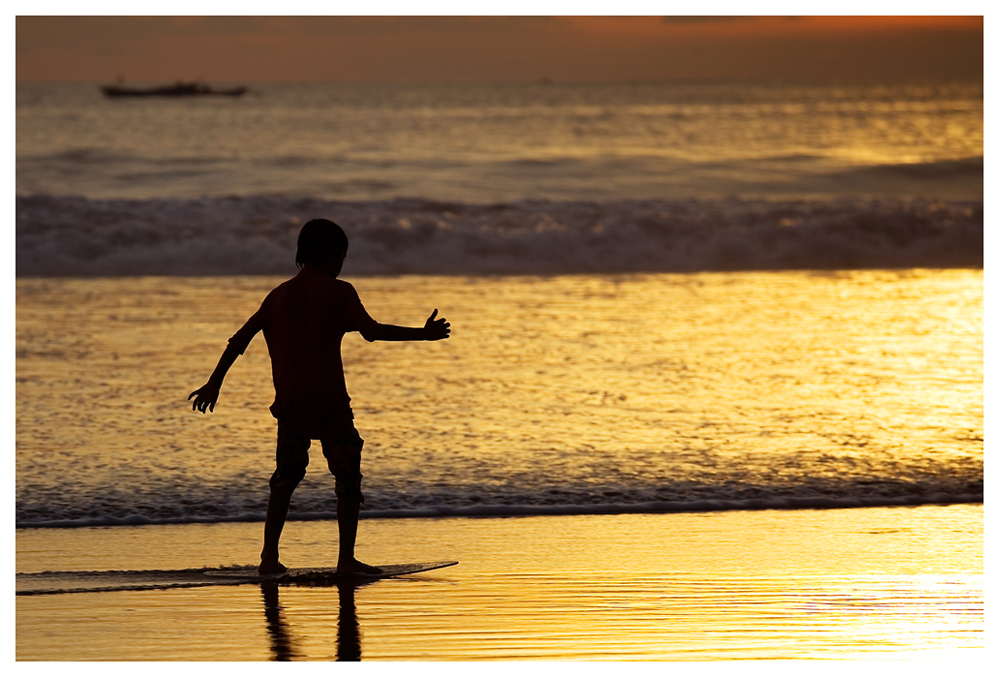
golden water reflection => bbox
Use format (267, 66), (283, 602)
(15, 506), (983, 660)
(16, 270), (982, 523)
(254, 571), (982, 661)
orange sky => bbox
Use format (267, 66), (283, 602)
(16, 16), (983, 83)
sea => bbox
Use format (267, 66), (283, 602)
(15, 80), (983, 529)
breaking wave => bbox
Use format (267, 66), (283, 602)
(16, 195), (982, 277)
(14, 494), (984, 530)
(16, 471), (983, 529)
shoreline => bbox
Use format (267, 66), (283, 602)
(17, 505), (983, 660)
(15, 496), (986, 530)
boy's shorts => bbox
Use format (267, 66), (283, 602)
(270, 426), (365, 502)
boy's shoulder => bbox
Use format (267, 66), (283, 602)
(273, 268), (358, 298)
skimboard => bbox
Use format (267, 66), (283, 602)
(203, 561), (458, 583)
(17, 561), (458, 595)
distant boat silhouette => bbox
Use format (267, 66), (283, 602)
(100, 81), (248, 98)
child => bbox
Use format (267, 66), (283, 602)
(189, 218), (450, 576)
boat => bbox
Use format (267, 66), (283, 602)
(100, 81), (248, 98)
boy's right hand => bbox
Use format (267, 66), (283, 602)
(424, 309), (451, 341)
(188, 382), (220, 413)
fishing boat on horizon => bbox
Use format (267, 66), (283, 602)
(100, 81), (248, 98)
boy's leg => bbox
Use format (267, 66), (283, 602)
(334, 490), (379, 575)
(322, 433), (380, 576)
(336, 493), (362, 563)
(260, 488), (294, 572)
(260, 428), (310, 574)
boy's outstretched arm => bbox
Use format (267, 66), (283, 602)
(188, 344), (241, 413)
(361, 309), (451, 342)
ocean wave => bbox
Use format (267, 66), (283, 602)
(16, 195), (982, 277)
(15, 493), (983, 530)
(835, 156), (984, 179)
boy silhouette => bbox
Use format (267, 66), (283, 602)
(189, 219), (450, 576)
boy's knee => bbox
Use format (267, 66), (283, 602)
(334, 467), (365, 503)
(322, 431), (364, 502)
(269, 467), (305, 493)
(273, 427), (310, 492)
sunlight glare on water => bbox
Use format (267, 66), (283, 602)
(15, 269), (982, 525)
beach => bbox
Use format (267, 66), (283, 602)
(17, 505), (983, 660)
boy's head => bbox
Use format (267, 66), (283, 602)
(296, 219), (349, 269)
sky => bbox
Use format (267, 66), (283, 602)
(15, 14), (984, 84)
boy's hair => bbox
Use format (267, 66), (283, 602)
(296, 219), (349, 268)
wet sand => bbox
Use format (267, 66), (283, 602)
(16, 505), (983, 661)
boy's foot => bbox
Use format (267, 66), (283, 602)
(336, 558), (382, 579)
(258, 561), (288, 575)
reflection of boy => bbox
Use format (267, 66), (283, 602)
(189, 219), (450, 576)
